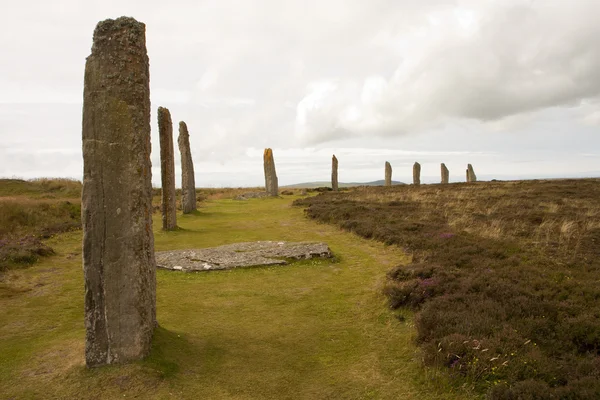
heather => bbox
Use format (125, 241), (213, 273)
(294, 179), (600, 398)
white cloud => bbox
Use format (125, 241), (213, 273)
(294, 0), (600, 142)
(196, 68), (220, 92)
(1, 0), (600, 185)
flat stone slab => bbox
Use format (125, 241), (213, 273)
(234, 192), (269, 200)
(156, 241), (332, 272)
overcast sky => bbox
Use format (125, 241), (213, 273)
(1, 0), (600, 187)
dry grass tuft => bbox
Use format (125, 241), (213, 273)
(0, 179), (81, 270)
(0, 178), (81, 198)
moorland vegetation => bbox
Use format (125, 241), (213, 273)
(0, 180), (266, 272)
(295, 179), (600, 398)
(0, 180), (471, 399)
(3, 177), (600, 398)
(0, 178), (82, 271)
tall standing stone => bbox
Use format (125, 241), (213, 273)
(441, 163), (449, 184)
(385, 161), (392, 187)
(158, 107), (177, 230)
(82, 17), (156, 367)
(467, 164), (477, 182)
(331, 155), (339, 191)
(178, 121), (196, 214)
(263, 148), (278, 196)
(413, 162), (421, 186)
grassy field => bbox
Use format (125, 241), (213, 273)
(295, 179), (600, 399)
(0, 185), (473, 399)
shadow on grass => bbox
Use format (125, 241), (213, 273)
(180, 209), (231, 218)
(143, 325), (232, 381)
(155, 222), (215, 234)
(143, 325), (199, 379)
(180, 210), (203, 217)
(282, 255), (341, 267)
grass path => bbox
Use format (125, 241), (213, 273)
(0, 196), (475, 399)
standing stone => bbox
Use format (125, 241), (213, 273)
(331, 155), (339, 191)
(263, 148), (278, 196)
(441, 163), (449, 184)
(178, 121), (196, 214)
(82, 17), (156, 367)
(413, 162), (421, 186)
(158, 107), (177, 230)
(467, 164), (477, 182)
(385, 161), (392, 186)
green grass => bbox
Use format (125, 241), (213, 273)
(0, 195), (476, 399)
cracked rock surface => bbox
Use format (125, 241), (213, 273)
(156, 241), (332, 272)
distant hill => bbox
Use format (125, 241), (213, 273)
(283, 180), (405, 189)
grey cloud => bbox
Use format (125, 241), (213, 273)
(1, 0), (599, 184)
(296, 0), (600, 142)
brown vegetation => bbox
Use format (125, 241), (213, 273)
(294, 179), (600, 398)
(0, 178), (81, 198)
(2, 182), (275, 270)
(0, 179), (81, 271)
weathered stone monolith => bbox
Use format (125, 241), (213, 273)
(385, 161), (392, 186)
(178, 121), (196, 214)
(158, 107), (177, 230)
(467, 164), (477, 182)
(413, 162), (421, 186)
(82, 17), (156, 367)
(263, 148), (278, 196)
(332, 155), (339, 191)
(441, 163), (449, 184)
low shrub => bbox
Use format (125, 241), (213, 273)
(0, 235), (55, 271)
(294, 179), (600, 398)
(0, 199), (80, 238)
(0, 187), (81, 271)
(0, 178), (81, 198)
